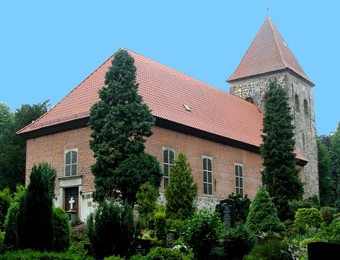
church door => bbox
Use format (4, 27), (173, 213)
(64, 187), (79, 215)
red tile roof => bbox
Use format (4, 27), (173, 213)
(18, 49), (264, 148)
(228, 16), (313, 85)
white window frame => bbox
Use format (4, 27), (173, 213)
(162, 147), (175, 189)
(64, 148), (78, 177)
(235, 163), (244, 196)
(202, 156), (213, 195)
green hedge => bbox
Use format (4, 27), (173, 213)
(0, 249), (81, 260)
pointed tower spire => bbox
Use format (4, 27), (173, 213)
(228, 16), (313, 85)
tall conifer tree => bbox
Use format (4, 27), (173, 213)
(89, 49), (160, 203)
(260, 80), (303, 220)
(165, 152), (198, 220)
(330, 122), (340, 210)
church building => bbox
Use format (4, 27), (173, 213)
(18, 17), (318, 221)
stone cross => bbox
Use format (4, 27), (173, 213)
(69, 196), (75, 210)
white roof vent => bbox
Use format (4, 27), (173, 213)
(183, 104), (191, 112)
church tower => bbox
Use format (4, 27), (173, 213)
(227, 16), (318, 197)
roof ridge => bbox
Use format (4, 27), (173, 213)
(268, 17), (288, 69)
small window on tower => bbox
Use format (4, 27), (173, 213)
(304, 99), (309, 117)
(295, 95), (300, 113)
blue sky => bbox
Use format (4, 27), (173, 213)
(1, 1), (339, 135)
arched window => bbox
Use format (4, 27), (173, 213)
(202, 156), (213, 195)
(64, 149), (78, 176)
(235, 164), (243, 196)
(163, 148), (175, 188)
(304, 99), (309, 117)
(295, 95), (300, 112)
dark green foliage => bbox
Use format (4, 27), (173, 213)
(112, 153), (161, 204)
(330, 122), (340, 211)
(89, 49), (156, 203)
(0, 249), (87, 260)
(17, 163), (56, 251)
(227, 193), (251, 224)
(141, 246), (193, 260)
(0, 102), (49, 191)
(0, 187), (12, 228)
(245, 187), (284, 235)
(320, 207), (336, 225)
(293, 208), (323, 234)
(260, 80), (304, 220)
(87, 200), (136, 259)
(3, 185), (25, 249)
(223, 224), (255, 260)
(165, 153), (198, 220)
(244, 240), (288, 260)
(153, 210), (167, 245)
(136, 182), (158, 227)
(318, 139), (333, 207)
(181, 209), (225, 260)
(52, 207), (71, 252)
(315, 219), (340, 243)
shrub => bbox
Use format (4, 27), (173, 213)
(17, 163), (56, 251)
(153, 210), (167, 245)
(52, 207), (71, 252)
(315, 220), (340, 243)
(223, 224), (255, 260)
(181, 209), (225, 259)
(245, 187), (284, 235)
(3, 185), (25, 249)
(0, 188), (13, 229)
(320, 207), (336, 225)
(0, 249), (84, 260)
(293, 208), (323, 234)
(244, 240), (288, 260)
(143, 247), (193, 260)
(136, 182), (158, 228)
(87, 200), (136, 259)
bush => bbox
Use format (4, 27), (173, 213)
(181, 209), (225, 260)
(17, 163), (56, 251)
(0, 188), (13, 229)
(223, 224), (255, 260)
(320, 207), (336, 225)
(87, 200), (136, 259)
(52, 207), (71, 252)
(245, 187), (284, 235)
(293, 208), (323, 234)
(144, 247), (193, 260)
(244, 240), (289, 260)
(153, 210), (167, 245)
(0, 249), (83, 260)
(3, 186), (25, 249)
(315, 220), (340, 243)
(136, 182), (158, 228)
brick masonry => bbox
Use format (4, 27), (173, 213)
(25, 124), (273, 220)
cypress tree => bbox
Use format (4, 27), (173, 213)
(318, 139), (333, 207)
(260, 80), (304, 220)
(89, 49), (159, 203)
(330, 122), (340, 210)
(17, 163), (56, 251)
(165, 152), (198, 220)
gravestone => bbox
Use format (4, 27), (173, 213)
(308, 242), (340, 260)
(67, 196), (77, 226)
(219, 198), (235, 229)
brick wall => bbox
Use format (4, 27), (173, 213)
(26, 125), (265, 201)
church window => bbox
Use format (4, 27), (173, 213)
(163, 148), (175, 189)
(304, 99), (309, 117)
(235, 164), (243, 196)
(295, 95), (300, 112)
(202, 156), (213, 195)
(64, 149), (78, 176)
